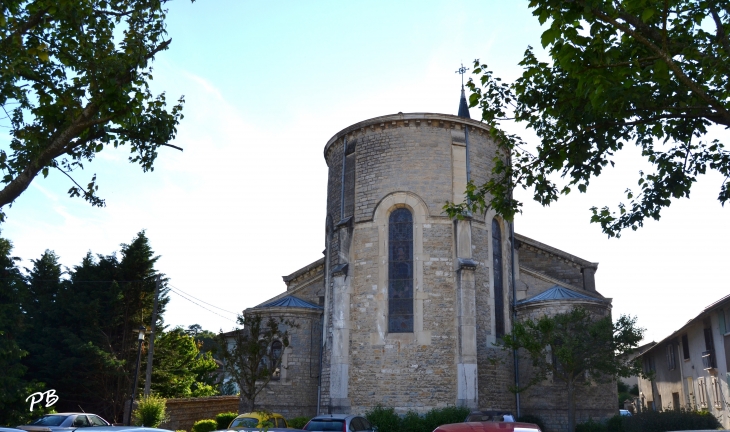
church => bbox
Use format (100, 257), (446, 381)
(240, 90), (617, 431)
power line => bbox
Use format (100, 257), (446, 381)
(168, 288), (238, 324)
(168, 284), (239, 315)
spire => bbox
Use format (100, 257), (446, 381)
(458, 87), (471, 119)
(455, 63), (470, 119)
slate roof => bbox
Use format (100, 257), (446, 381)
(458, 87), (471, 119)
(517, 285), (608, 305)
(261, 295), (323, 309)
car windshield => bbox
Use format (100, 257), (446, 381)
(31, 415), (68, 426)
(304, 419), (345, 431)
(230, 418), (259, 428)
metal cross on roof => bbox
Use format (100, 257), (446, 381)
(455, 62), (469, 88)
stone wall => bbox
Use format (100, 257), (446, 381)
(517, 243), (585, 289)
(160, 396), (238, 432)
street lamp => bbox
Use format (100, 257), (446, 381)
(126, 326), (146, 426)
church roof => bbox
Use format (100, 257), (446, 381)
(261, 295), (323, 309)
(517, 285), (608, 305)
(457, 87), (471, 119)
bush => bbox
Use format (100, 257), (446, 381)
(215, 412), (237, 430)
(365, 405), (402, 432)
(517, 414), (546, 432)
(605, 415), (624, 432)
(288, 417), (310, 429)
(132, 395), (167, 427)
(191, 419), (217, 432)
(576, 418), (607, 432)
(365, 405), (472, 432)
(619, 409), (721, 432)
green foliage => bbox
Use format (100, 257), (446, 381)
(617, 380), (634, 408)
(145, 327), (218, 398)
(191, 419), (217, 432)
(365, 405), (402, 432)
(616, 409), (721, 432)
(217, 314), (297, 412)
(132, 394), (167, 427)
(445, 1), (730, 237)
(287, 417), (310, 429)
(0, 0), (188, 221)
(499, 307), (645, 432)
(576, 418), (607, 432)
(365, 405), (471, 432)
(517, 414), (546, 432)
(215, 412), (238, 430)
(606, 415), (624, 432)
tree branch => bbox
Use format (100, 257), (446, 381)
(710, 6), (730, 56)
(0, 7), (50, 48)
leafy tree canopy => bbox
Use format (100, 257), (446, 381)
(0, 0), (189, 221)
(500, 307), (645, 432)
(446, 0), (730, 237)
(218, 314), (296, 413)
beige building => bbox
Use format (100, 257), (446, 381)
(636, 294), (730, 428)
(235, 92), (617, 432)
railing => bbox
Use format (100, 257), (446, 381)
(702, 350), (716, 369)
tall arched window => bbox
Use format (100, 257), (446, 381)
(270, 340), (283, 380)
(389, 208), (413, 333)
(492, 218), (504, 338)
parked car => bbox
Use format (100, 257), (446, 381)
(619, 409), (632, 416)
(17, 414), (110, 432)
(464, 411), (515, 422)
(303, 414), (376, 432)
(228, 412), (288, 430)
(434, 421), (541, 432)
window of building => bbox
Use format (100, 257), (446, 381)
(492, 218), (504, 338)
(681, 334), (690, 360)
(712, 377), (722, 408)
(270, 340), (283, 380)
(388, 208), (413, 333)
(666, 343), (676, 370)
(686, 377), (695, 406)
(672, 392), (680, 410)
(697, 377), (708, 408)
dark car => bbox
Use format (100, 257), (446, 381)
(17, 413), (110, 432)
(303, 414), (376, 432)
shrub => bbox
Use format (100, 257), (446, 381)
(576, 418), (607, 432)
(365, 405), (401, 432)
(605, 414), (624, 432)
(215, 412), (237, 430)
(191, 419), (217, 432)
(132, 395), (167, 427)
(422, 406), (471, 432)
(400, 411), (425, 432)
(517, 414), (546, 432)
(620, 409), (721, 432)
(288, 417), (310, 429)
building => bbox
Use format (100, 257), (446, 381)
(230, 90), (617, 432)
(636, 295), (730, 428)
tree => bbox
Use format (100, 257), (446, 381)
(446, 1), (730, 237)
(0, 0), (187, 221)
(143, 327), (218, 398)
(499, 307), (645, 432)
(218, 314), (295, 413)
(0, 238), (51, 426)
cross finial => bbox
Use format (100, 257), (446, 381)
(455, 62), (469, 88)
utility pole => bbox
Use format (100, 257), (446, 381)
(144, 275), (161, 396)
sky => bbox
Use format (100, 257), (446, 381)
(3, 0), (728, 343)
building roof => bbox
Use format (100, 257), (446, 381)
(517, 285), (609, 305)
(260, 295), (322, 309)
(458, 87), (471, 119)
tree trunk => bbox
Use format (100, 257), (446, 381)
(567, 379), (576, 432)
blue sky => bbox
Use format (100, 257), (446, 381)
(3, 1), (727, 342)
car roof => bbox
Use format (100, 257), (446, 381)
(235, 412), (284, 418)
(436, 422), (541, 432)
(309, 414), (352, 420)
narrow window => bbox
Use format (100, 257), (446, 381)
(681, 334), (690, 360)
(270, 340), (283, 380)
(666, 344), (676, 370)
(492, 219), (504, 338)
(388, 208), (413, 333)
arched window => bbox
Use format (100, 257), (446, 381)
(492, 218), (504, 338)
(270, 340), (283, 380)
(389, 208), (413, 333)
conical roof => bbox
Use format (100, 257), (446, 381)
(261, 295), (323, 309)
(517, 285), (607, 305)
(457, 87), (471, 119)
